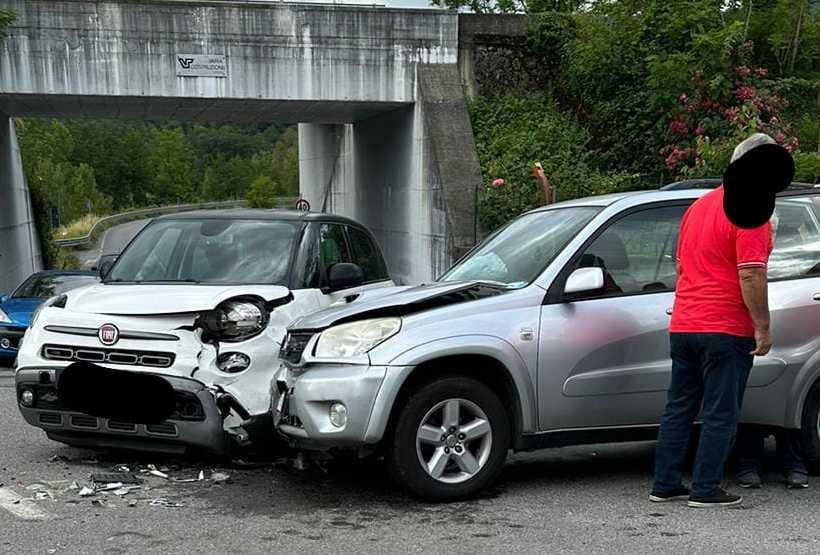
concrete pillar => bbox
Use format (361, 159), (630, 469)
(0, 115), (42, 293)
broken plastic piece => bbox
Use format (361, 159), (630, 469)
(78, 486), (95, 497)
(148, 470), (169, 479)
(91, 472), (142, 485)
(113, 464), (130, 472)
(149, 497), (184, 508)
(198, 470), (205, 481)
(210, 472), (230, 483)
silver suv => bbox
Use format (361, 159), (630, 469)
(273, 186), (820, 500)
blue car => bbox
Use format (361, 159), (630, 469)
(0, 270), (99, 361)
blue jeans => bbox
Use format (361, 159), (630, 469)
(653, 333), (755, 498)
(736, 425), (807, 475)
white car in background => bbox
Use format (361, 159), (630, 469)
(15, 209), (394, 456)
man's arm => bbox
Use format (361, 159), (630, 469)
(739, 267), (771, 355)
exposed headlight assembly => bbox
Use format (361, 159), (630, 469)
(0, 307), (10, 323)
(314, 317), (401, 359)
(199, 298), (269, 342)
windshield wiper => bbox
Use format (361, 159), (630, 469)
(139, 279), (202, 284)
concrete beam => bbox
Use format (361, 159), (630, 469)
(0, 1), (458, 114)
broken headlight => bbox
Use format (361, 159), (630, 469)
(314, 317), (401, 358)
(199, 298), (269, 342)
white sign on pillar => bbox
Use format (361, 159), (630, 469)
(175, 54), (228, 77)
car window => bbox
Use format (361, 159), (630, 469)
(319, 224), (351, 272)
(107, 219), (298, 285)
(769, 195), (820, 280)
(346, 226), (388, 282)
(572, 205), (689, 297)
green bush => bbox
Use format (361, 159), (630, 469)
(469, 94), (637, 231)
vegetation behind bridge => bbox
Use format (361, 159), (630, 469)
(463, 1), (820, 230)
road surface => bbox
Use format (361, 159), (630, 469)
(0, 364), (818, 553)
(74, 219), (150, 270)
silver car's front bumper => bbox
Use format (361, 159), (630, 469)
(16, 366), (231, 456)
(273, 364), (412, 450)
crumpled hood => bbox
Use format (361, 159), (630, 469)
(0, 297), (43, 326)
(291, 281), (510, 330)
(64, 283), (292, 315)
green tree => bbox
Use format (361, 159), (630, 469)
(0, 9), (15, 38)
(268, 127), (299, 197)
(147, 127), (198, 204)
(201, 155), (258, 200)
(246, 175), (285, 208)
(67, 121), (152, 209)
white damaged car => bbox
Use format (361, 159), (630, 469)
(15, 209), (394, 455)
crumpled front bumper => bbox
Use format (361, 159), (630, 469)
(272, 363), (412, 450)
(15, 366), (231, 456)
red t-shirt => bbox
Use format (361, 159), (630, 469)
(670, 187), (772, 338)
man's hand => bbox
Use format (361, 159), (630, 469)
(752, 326), (772, 356)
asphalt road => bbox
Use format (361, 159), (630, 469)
(75, 219), (150, 270)
(1, 365), (819, 554)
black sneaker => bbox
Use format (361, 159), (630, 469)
(786, 471), (809, 489)
(688, 488), (742, 508)
(649, 486), (690, 502)
(737, 469), (762, 489)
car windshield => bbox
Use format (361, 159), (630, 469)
(440, 207), (600, 288)
(106, 219), (299, 285)
(12, 274), (98, 298)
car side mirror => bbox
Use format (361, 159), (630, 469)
(564, 267), (605, 296)
(97, 254), (118, 280)
(327, 263), (364, 291)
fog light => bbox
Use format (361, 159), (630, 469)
(20, 388), (35, 407)
(329, 402), (348, 429)
(0, 338), (10, 349)
(216, 352), (251, 374)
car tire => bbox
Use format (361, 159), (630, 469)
(387, 376), (510, 501)
(801, 380), (820, 475)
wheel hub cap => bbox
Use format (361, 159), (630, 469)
(415, 398), (493, 484)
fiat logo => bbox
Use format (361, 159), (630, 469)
(98, 324), (119, 346)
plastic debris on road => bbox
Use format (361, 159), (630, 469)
(91, 472), (142, 485)
(210, 472), (230, 483)
(149, 497), (184, 508)
(78, 486), (95, 497)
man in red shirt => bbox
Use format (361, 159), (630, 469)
(649, 133), (794, 508)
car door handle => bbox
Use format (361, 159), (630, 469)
(665, 307), (673, 315)
(814, 293), (820, 302)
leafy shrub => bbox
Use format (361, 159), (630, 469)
(469, 94), (637, 231)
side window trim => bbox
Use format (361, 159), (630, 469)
(543, 200), (695, 305)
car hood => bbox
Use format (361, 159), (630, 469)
(0, 297), (44, 326)
(63, 283), (292, 315)
(292, 281), (510, 329)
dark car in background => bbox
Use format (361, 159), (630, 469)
(0, 270), (99, 363)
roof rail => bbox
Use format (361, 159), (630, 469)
(661, 178), (817, 191)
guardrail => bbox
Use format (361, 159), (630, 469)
(54, 198), (297, 248)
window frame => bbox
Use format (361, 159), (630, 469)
(545, 200), (696, 304)
(767, 190), (820, 284)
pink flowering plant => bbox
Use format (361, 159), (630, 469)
(661, 54), (801, 179)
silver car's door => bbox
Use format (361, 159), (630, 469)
(742, 193), (820, 425)
(537, 202), (692, 431)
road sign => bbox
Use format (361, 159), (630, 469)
(295, 198), (311, 212)
(176, 54), (228, 77)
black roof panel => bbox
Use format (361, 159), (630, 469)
(154, 209), (362, 226)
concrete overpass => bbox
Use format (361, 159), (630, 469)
(0, 0), (485, 290)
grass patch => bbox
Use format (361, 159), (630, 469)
(55, 213), (107, 241)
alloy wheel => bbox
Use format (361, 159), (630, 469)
(415, 398), (492, 484)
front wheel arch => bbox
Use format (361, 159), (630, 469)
(382, 354), (523, 452)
